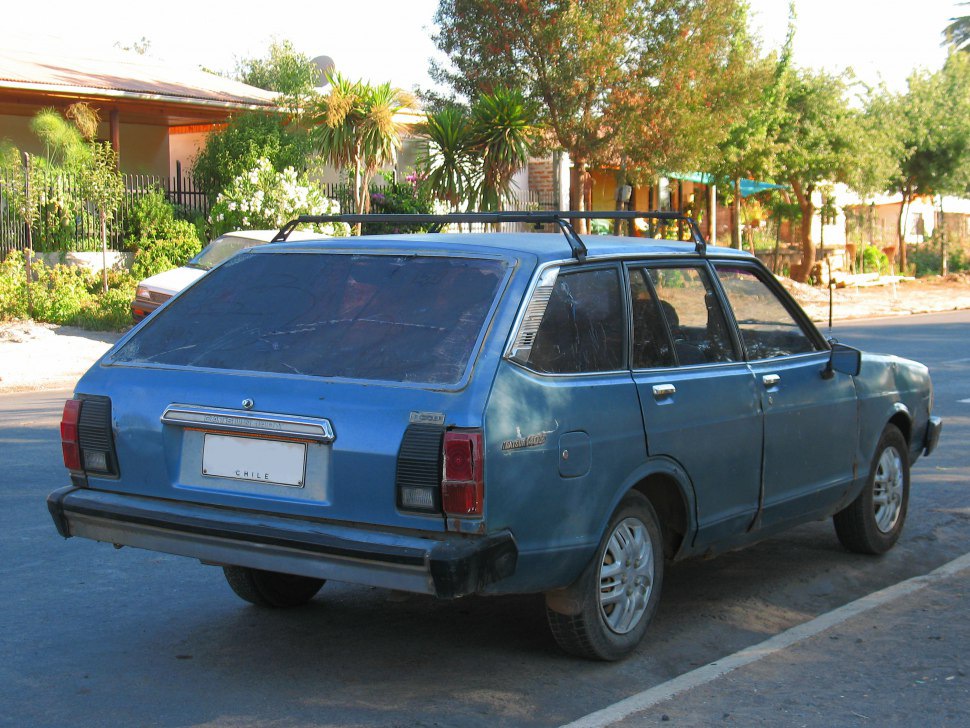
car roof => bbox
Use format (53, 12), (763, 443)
(259, 232), (757, 264)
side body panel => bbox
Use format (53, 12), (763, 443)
(481, 361), (646, 593)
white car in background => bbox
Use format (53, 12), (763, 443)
(131, 230), (317, 322)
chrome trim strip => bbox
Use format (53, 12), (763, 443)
(161, 405), (335, 442)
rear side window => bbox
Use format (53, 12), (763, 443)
(644, 267), (737, 365)
(527, 268), (624, 374)
(114, 253), (507, 385)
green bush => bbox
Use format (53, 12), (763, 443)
(858, 245), (890, 275)
(0, 250), (136, 331)
(910, 243), (969, 277)
(124, 188), (177, 241)
(0, 252), (29, 319)
(362, 177), (435, 234)
(130, 220), (203, 279)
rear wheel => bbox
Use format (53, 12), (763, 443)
(834, 425), (910, 555)
(546, 492), (664, 661)
(223, 566), (324, 607)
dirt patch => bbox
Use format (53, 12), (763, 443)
(0, 320), (121, 394)
(782, 273), (970, 323)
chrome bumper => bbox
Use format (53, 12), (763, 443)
(47, 487), (516, 599)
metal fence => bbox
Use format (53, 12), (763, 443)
(1, 166), (557, 257)
(0, 167), (212, 256)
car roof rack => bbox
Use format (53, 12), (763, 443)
(271, 211), (707, 260)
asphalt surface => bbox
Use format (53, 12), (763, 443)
(0, 310), (967, 727)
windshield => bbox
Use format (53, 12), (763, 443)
(114, 252), (508, 385)
(187, 235), (267, 270)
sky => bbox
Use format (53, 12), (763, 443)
(4, 0), (964, 94)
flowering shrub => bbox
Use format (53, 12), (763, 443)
(209, 158), (349, 237)
(362, 172), (436, 235)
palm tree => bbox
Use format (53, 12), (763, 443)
(313, 73), (407, 229)
(943, 3), (970, 51)
(418, 105), (477, 212)
(470, 88), (535, 211)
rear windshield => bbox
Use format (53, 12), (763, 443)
(114, 252), (508, 384)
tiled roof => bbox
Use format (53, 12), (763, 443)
(0, 49), (277, 108)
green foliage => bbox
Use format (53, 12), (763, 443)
(235, 39), (321, 109)
(192, 112), (312, 202)
(859, 245), (890, 275)
(131, 221), (203, 279)
(909, 242), (969, 277)
(312, 73), (408, 217)
(418, 88), (535, 211)
(208, 157), (349, 237)
(942, 5), (970, 52)
(418, 105), (477, 211)
(362, 175), (435, 234)
(124, 187), (177, 241)
(0, 250), (136, 331)
(432, 0), (752, 211)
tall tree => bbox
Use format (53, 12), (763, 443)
(868, 51), (970, 273)
(774, 69), (863, 282)
(313, 73), (408, 228)
(470, 87), (535, 210)
(431, 0), (750, 231)
(419, 105), (477, 212)
(235, 39), (321, 111)
(942, 3), (970, 52)
(710, 7), (794, 249)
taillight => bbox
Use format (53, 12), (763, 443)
(60, 399), (83, 471)
(441, 431), (484, 517)
(59, 396), (118, 479)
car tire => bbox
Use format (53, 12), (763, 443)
(545, 492), (664, 661)
(223, 566), (324, 608)
(833, 424), (910, 555)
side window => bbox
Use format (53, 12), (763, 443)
(528, 268), (624, 374)
(629, 269), (676, 368)
(715, 266), (821, 360)
(646, 267), (737, 365)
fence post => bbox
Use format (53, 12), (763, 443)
(20, 152), (34, 317)
(176, 161), (183, 208)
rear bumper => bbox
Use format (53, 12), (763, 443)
(131, 298), (161, 322)
(923, 416), (942, 456)
(47, 486), (517, 599)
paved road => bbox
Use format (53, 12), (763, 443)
(1, 311), (967, 728)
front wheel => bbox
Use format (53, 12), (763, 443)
(834, 424), (910, 555)
(223, 566), (324, 607)
(546, 492), (664, 661)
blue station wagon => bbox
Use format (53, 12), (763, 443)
(48, 211), (942, 660)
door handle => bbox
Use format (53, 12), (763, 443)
(762, 374), (781, 388)
(652, 384), (676, 399)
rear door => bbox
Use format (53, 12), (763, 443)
(713, 263), (859, 526)
(627, 263), (762, 546)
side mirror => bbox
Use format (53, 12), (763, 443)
(822, 343), (861, 379)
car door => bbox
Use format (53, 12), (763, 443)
(627, 264), (763, 547)
(713, 263), (859, 527)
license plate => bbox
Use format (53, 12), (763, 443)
(202, 434), (307, 487)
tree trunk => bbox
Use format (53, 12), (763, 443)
(731, 178), (742, 249)
(789, 180), (816, 283)
(21, 153), (34, 318)
(938, 195), (948, 277)
(569, 159), (589, 234)
(896, 190), (910, 275)
(100, 211), (108, 295)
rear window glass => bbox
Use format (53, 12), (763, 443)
(114, 253), (507, 384)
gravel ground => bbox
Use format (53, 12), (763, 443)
(2, 274), (969, 395)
